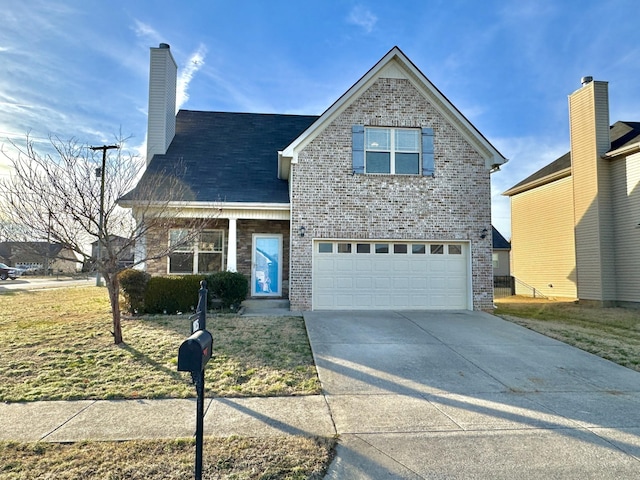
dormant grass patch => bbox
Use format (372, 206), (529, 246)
(0, 288), (320, 402)
(494, 297), (640, 371)
(0, 436), (335, 479)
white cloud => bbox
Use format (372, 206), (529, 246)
(133, 20), (162, 45)
(176, 44), (208, 110)
(347, 5), (377, 34)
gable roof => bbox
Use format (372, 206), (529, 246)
(0, 242), (65, 264)
(503, 121), (640, 196)
(492, 226), (510, 250)
(280, 46), (507, 173)
(121, 111), (318, 205)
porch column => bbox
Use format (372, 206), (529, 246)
(226, 217), (237, 272)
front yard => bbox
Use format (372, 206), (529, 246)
(0, 288), (320, 402)
(0, 287), (332, 479)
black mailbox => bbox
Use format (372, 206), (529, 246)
(178, 330), (213, 372)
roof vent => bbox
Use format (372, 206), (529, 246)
(581, 76), (593, 86)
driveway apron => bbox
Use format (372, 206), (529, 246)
(304, 310), (640, 479)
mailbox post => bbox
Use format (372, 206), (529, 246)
(178, 280), (211, 480)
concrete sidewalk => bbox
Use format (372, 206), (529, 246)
(0, 396), (335, 442)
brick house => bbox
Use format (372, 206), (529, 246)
(504, 77), (640, 307)
(121, 45), (507, 311)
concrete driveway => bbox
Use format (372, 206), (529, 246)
(304, 310), (640, 479)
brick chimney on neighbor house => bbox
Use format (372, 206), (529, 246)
(568, 76), (615, 306)
(146, 43), (177, 165)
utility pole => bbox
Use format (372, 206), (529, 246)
(90, 144), (119, 287)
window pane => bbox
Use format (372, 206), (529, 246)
(169, 252), (193, 273)
(394, 244), (408, 254)
(356, 243), (371, 253)
(395, 129), (419, 151)
(395, 153), (420, 174)
(200, 231), (222, 252)
(375, 244), (389, 254)
(366, 128), (390, 150)
(412, 244), (426, 254)
(430, 244), (444, 254)
(170, 229), (192, 251)
(366, 152), (391, 173)
(448, 244), (462, 255)
(492, 253), (499, 269)
(337, 243), (352, 253)
(318, 243), (333, 253)
(198, 253), (222, 273)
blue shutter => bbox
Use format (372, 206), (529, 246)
(421, 127), (435, 177)
(352, 125), (365, 174)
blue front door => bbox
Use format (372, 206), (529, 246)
(251, 234), (282, 296)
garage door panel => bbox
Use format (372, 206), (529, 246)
(313, 241), (469, 310)
(374, 262), (392, 272)
(336, 259), (354, 271)
(355, 277), (373, 289)
(336, 277), (354, 289)
(393, 277), (410, 289)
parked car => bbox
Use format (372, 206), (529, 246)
(0, 263), (22, 280)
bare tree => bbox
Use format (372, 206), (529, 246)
(0, 134), (210, 344)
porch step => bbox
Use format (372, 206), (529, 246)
(241, 299), (291, 310)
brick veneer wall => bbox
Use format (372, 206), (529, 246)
(144, 218), (290, 298)
(289, 77), (493, 311)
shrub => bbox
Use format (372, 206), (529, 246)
(144, 275), (204, 314)
(118, 269), (151, 314)
(205, 271), (248, 309)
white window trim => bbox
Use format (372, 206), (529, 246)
(168, 229), (225, 274)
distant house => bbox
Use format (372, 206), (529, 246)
(120, 44), (507, 311)
(491, 226), (511, 276)
(0, 241), (80, 273)
(90, 235), (135, 269)
(504, 77), (640, 307)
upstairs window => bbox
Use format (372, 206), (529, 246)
(352, 125), (433, 176)
(365, 127), (420, 174)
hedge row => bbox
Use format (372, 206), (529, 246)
(118, 269), (249, 315)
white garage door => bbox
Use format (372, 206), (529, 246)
(312, 240), (469, 310)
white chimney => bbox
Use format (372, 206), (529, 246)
(146, 43), (177, 165)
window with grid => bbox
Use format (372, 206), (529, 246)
(168, 229), (224, 274)
(365, 127), (420, 174)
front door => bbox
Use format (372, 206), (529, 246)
(251, 234), (282, 297)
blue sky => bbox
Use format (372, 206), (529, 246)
(1, 0), (639, 238)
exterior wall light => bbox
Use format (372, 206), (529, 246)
(299, 226), (306, 237)
(480, 228), (488, 239)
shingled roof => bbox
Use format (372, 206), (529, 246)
(123, 110), (319, 204)
(503, 121), (640, 196)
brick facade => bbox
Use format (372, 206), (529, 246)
(289, 77), (493, 310)
(144, 218), (290, 298)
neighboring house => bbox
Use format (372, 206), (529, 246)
(0, 241), (80, 273)
(121, 44), (507, 311)
(504, 77), (640, 307)
(492, 226), (511, 277)
(90, 235), (135, 269)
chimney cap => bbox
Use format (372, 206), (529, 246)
(159, 43), (170, 49)
(581, 76), (593, 86)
